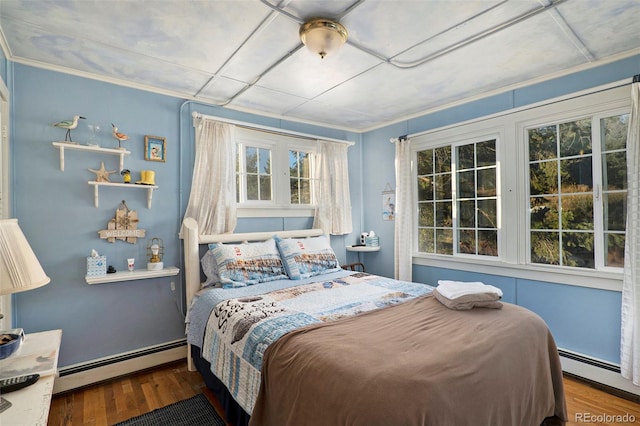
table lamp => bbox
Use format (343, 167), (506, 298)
(0, 219), (50, 357)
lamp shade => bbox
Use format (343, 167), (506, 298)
(0, 219), (50, 295)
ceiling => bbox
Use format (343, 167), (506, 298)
(1, 0), (639, 132)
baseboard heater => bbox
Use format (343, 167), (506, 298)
(54, 339), (187, 394)
(558, 348), (640, 401)
(558, 348), (620, 373)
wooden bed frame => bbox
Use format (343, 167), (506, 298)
(181, 217), (324, 370)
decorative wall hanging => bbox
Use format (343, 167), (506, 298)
(98, 200), (145, 244)
(144, 135), (166, 162)
(382, 183), (395, 221)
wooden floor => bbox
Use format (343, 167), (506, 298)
(49, 361), (640, 426)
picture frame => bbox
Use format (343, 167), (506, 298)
(144, 135), (166, 162)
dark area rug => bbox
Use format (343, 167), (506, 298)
(113, 393), (225, 426)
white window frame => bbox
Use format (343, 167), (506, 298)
(411, 83), (631, 291)
(235, 128), (318, 218)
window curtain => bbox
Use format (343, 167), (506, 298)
(394, 137), (413, 281)
(621, 75), (640, 384)
(312, 141), (353, 235)
(183, 118), (237, 235)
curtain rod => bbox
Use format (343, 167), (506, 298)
(191, 111), (354, 146)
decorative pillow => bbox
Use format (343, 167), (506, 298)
(275, 235), (340, 280)
(209, 238), (287, 288)
(200, 250), (220, 288)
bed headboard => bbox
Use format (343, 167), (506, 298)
(181, 217), (324, 307)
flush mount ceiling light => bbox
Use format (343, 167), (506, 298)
(299, 18), (348, 59)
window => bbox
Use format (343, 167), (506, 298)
(527, 113), (628, 269)
(235, 128), (316, 209)
(416, 138), (498, 257)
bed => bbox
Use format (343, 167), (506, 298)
(181, 217), (567, 426)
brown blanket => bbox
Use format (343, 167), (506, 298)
(250, 294), (566, 426)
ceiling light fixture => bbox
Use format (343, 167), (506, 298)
(299, 18), (348, 59)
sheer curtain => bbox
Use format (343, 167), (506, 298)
(183, 118), (237, 234)
(313, 141), (352, 235)
(621, 75), (640, 384)
(394, 137), (412, 281)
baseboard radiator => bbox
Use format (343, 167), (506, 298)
(559, 348), (640, 401)
(53, 339), (187, 394)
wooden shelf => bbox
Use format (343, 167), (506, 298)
(53, 142), (130, 171)
(88, 181), (158, 208)
(86, 266), (180, 284)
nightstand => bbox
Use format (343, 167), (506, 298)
(346, 245), (381, 269)
(0, 329), (62, 426)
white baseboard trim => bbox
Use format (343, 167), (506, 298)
(53, 339), (187, 394)
(560, 352), (640, 396)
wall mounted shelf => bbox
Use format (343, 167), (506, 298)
(85, 266), (180, 284)
(88, 181), (158, 208)
(53, 142), (130, 171)
(346, 245), (381, 252)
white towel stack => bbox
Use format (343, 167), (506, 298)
(436, 280), (503, 299)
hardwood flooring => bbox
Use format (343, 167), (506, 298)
(49, 361), (640, 426)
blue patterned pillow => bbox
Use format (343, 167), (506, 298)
(209, 238), (287, 288)
(274, 235), (340, 280)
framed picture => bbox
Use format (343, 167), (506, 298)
(144, 135), (166, 162)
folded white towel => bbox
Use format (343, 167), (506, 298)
(437, 280), (503, 300)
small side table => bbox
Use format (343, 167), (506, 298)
(0, 329), (62, 426)
(346, 245), (381, 269)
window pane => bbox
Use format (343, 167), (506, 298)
(530, 160), (557, 195)
(457, 170), (475, 198)
(417, 149), (433, 175)
(246, 147), (257, 173)
(247, 175), (259, 200)
(477, 168), (496, 197)
(604, 192), (626, 231)
(259, 148), (271, 174)
(529, 125), (557, 161)
(562, 232), (594, 268)
(290, 178), (300, 203)
(605, 233), (625, 267)
(560, 157), (593, 193)
(531, 231), (560, 265)
(560, 119), (591, 157)
(603, 151), (627, 190)
(602, 114), (629, 151)
(417, 176), (433, 201)
(530, 196), (559, 230)
(458, 200), (475, 228)
(435, 174), (452, 200)
(300, 180), (311, 204)
(436, 229), (453, 254)
(435, 147), (451, 173)
(478, 230), (498, 256)
(299, 152), (310, 178)
(435, 201), (452, 227)
(458, 230), (476, 254)
(458, 144), (474, 169)
(418, 228), (434, 253)
(561, 194), (593, 230)
(289, 151), (299, 177)
(418, 202), (434, 227)
(260, 176), (271, 200)
(477, 199), (497, 228)
(477, 140), (496, 167)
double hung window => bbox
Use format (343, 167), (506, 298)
(235, 128), (317, 209)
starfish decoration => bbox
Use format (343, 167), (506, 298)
(89, 162), (116, 182)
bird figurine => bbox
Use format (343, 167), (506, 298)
(53, 115), (86, 143)
(112, 123), (129, 149)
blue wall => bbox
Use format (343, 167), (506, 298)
(9, 54), (639, 369)
(9, 64), (361, 367)
(360, 54), (640, 365)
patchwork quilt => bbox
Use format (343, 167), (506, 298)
(197, 272), (433, 414)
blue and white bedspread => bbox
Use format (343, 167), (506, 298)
(187, 270), (434, 414)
